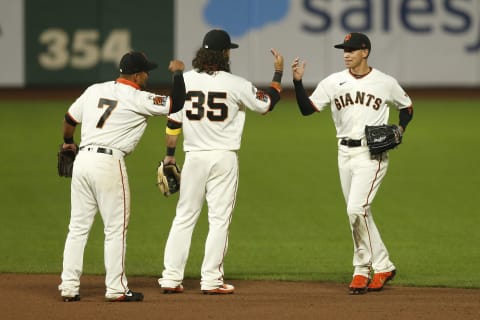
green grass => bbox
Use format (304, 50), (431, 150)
(0, 98), (479, 288)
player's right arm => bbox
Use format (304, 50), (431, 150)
(141, 60), (185, 116)
(163, 116), (182, 164)
(291, 57), (318, 116)
(168, 60), (186, 114)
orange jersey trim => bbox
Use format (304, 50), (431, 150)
(116, 77), (140, 90)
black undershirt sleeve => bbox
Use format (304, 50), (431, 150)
(167, 118), (182, 130)
(170, 71), (186, 114)
(399, 106), (413, 131)
(64, 113), (78, 126)
(265, 87), (281, 111)
(293, 79), (316, 116)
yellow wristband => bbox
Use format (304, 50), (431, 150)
(166, 127), (181, 135)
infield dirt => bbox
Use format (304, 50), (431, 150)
(1, 274), (479, 320)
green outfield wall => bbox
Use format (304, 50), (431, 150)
(24, 0), (174, 86)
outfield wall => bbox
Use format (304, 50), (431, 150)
(0, 0), (174, 87)
(0, 0), (479, 88)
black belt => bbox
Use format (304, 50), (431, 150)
(80, 146), (113, 155)
(340, 139), (362, 147)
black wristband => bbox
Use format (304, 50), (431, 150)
(64, 137), (74, 144)
(166, 147), (176, 156)
(272, 71), (283, 83)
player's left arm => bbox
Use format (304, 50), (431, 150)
(263, 85), (281, 111)
(247, 48), (284, 113)
(62, 113), (78, 152)
(264, 48), (283, 111)
(391, 80), (414, 133)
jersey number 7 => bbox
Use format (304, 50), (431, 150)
(96, 98), (118, 128)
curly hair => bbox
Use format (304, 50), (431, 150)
(192, 48), (230, 74)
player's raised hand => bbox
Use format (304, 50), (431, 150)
(292, 57), (306, 81)
(271, 48), (284, 72)
(169, 60), (185, 73)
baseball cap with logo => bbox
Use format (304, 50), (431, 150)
(202, 29), (239, 51)
(334, 33), (371, 51)
(119, 51), (158, 74)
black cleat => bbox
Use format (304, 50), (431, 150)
(349, 287), (368, 295)
(62, 294), (80, 302)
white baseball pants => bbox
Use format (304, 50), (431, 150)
(159, 150), (238, 290)
(59, 147), (131, 298)
(337, 145), (396, 277)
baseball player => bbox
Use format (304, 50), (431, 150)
(291, 33), (413, 294)
(158, 29), (284, 294)
(58, 51), (186, 302)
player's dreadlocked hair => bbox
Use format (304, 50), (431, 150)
(192, 48), (230, 74)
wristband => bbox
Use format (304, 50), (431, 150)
(272, 71), (283, 83)
(64, 137), (74, 144)
(166, 147), (176, 156)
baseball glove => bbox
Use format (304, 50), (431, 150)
(157, 161), (181, 196)
(57, 145), (77, 177)
(365, 124), (402, 155)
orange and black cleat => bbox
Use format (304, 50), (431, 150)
(163, 284), (184, 294)
(368, 270), (396, 291)
(349, 275), (369, 295)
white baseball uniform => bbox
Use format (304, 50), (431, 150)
(59, 78), (174, 299)
(308, 68), (412, 277)
(159, 70), (277, 290)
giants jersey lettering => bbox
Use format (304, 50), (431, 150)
(168, 70), (272, 151)
(67, 81), (171, 154)
(309, 69), (412, 139)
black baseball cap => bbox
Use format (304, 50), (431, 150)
(334, 33), (371, 51)
(202, 29), (239, 51)
(119, 51), (158, 74)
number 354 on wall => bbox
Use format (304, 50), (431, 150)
(38, 29), (131, 70)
